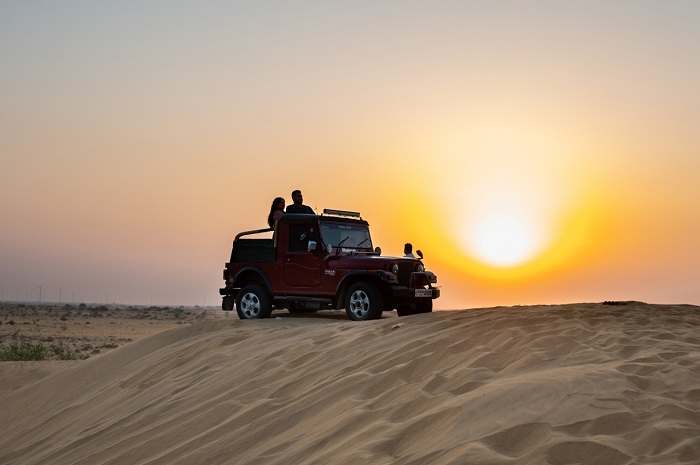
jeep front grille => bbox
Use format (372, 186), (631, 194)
(397, 262), (414, 286)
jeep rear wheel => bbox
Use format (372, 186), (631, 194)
(236, 285), (272, 319)
(345, 282), (383, 321)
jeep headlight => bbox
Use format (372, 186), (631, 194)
(416, 263), (425, 273)
(391, 263), (399, 274)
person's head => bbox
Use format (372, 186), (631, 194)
(291, 189), (303, 205)
(272, 197), (285, 211)
(404, 243), (413, 254)
(268, 197), (285, 228)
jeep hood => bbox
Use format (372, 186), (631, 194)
(325, 254), (420, 270)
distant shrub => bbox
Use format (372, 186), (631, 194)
(603, 301), (646, 306)
(0, 342), (49, 361)
(0, 342), (78, 361)
(50, 344), (78, 360)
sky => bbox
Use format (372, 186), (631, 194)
(1, 1), (699, 308)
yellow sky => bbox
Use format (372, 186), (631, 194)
(1, 3), (699, 306)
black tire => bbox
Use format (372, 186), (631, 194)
(396, 304), (415, 317)
(416, 299), (433, 314)
(235, 285), (272, 319)
(397, 299), (433, 317)
(344, 282), (383, 321)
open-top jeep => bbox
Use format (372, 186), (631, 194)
(220, 209), (439, 321)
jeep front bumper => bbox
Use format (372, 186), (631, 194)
(390, 286), (440, 300)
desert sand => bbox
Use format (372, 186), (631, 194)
(1, 302), (699, 465)
(0, 303), (217, 392)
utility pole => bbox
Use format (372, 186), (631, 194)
(39, 285), (43, 304)
(59, 288), (62, 303)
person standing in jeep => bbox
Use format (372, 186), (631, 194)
(267, 197), (285, 228)
(404, 243), (416, 258)
(285, 189), (314, 214)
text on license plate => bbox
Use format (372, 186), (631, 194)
(415, 289), (432, 298)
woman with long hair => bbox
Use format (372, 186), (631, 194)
(267, 197), (285, 228)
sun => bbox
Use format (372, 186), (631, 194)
(435, 122), (576, 270)
(467, 209), (544, 267)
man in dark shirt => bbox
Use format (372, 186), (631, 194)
(285, 189), (315, 214)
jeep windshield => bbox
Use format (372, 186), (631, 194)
(320, 221), (373, 251)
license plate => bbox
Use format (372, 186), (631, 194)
(415, 288), (432, 298)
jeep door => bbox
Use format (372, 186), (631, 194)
(282, 221), (323, 289)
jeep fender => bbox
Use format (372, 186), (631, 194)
(335, 271), (390, 307)
(232, 267), (272, 293)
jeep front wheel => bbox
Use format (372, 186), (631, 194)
(235, 285), (272, 319)
(397, 299), (433, 316)
(345, 282), (383, 321)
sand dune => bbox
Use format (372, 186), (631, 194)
(0, 303), (215, 393)
(1, 303), (699, 465)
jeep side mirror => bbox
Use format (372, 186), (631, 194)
(307, 240), (318, 253)
(416, 250), (424, 259)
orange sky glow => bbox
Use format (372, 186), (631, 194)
(1, 2), (699, 307)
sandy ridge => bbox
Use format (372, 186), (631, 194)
(1, 303), (699, 465)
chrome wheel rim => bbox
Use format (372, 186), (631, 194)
(349, 290), (370, 319)
(239, 292), (261, 318)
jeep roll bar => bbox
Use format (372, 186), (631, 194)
(234, 227), (274, 241)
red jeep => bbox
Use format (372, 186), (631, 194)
(220, 209), (440, 320)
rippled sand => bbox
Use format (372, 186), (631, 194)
(1, 302), (699, 465)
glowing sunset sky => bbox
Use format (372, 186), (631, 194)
(1, 2), (699, 308)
